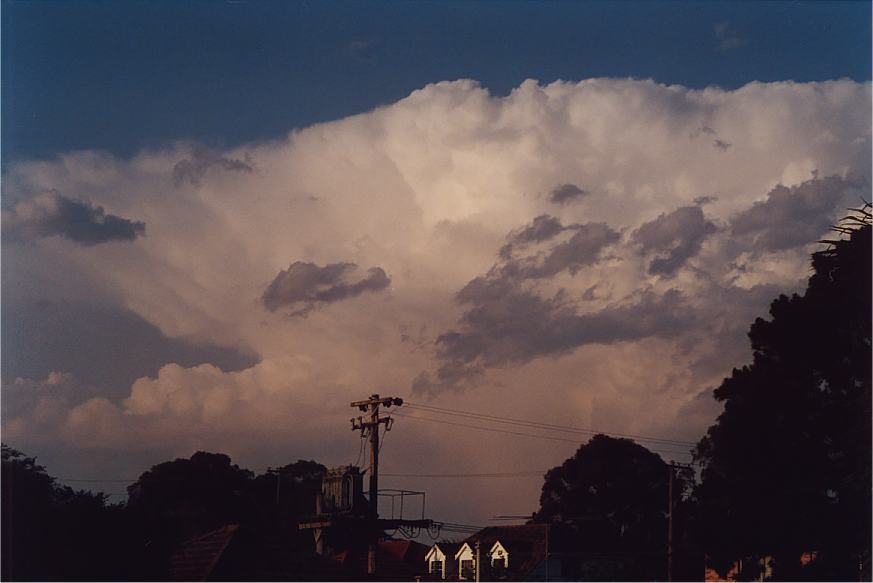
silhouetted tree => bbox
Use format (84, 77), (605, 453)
(125, 451), (326, 577)
(694, 209), (871, 580)
(127, 451), (254, 543)
(1, 444), (133, 581)
(532, 434), (695, 581)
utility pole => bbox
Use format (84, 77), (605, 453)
(667, 461), (693, 582)
(351, 394), (403, 576)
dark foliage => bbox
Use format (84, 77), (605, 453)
(1, 447), (326, 581)
(1, 445), (136, 581)
(125, 452), (325, 578)
(694, 215), (871, 580)
(531, 434), (698, 580)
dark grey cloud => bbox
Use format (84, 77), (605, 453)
(689, 126), (731, 151)
(523, 223), (621, 278)
(499, 215), (620, 276)
(413, 214), (681, 393)
(632, 205), (717, 276)
(262, 261), (391, 316)
(690, 126), (717, 138)
(499, 214), (566, 259)
(414, 286), (691, 393)
(173, 147), (254, 186)
(693, 195), (718, 206)
(730, 175), (864, 252)
(1, 300), (259, 401)
(1, 191), (145, 246)
(548, 183), (589, 205)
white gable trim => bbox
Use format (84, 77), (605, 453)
(455, 542), (474, 561)
(425, 545), (442, 562)
(488, 541), (507, 556)
(489, 541), (509, 567)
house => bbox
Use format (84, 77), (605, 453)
(426, 524), (566, 581)
(169, 523), (430, 581)
(331, 539), (430, 581)
(168, 523), (356, 581)
(424, 542), (462, 580)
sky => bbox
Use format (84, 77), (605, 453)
(1, 1), (871, 529)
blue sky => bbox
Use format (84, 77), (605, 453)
(3, 0), (870, 164)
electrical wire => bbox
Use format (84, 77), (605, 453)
(60, 478), (135, 482)
(353, 432), (366, 467)
(383, 471), (544, 478)
(404, 401), (697, 448)
(391, 410), (693, 461)
(379, 420), (390, 456)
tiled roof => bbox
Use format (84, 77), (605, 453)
(169, 524), (358, 581)
(332, 539), (431, 581)
(169, 524), (239, 582)
(462, 524), (550, 581)
(434, 542), (463, 559)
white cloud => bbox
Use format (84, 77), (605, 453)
(2, 77), (869, 524)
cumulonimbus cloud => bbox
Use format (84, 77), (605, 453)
(1, 78), (869, 501)
(632, 205), (718, 276)
(730, 174), (867, 251)
(1, 191), (145, 245)
(261, 261), (391, 316)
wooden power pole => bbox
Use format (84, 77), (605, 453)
(351, 394), (403, 576)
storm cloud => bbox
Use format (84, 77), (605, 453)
(415, 287), (691, 393)
(415, 216), (648, 392)
(1, 78), (868, 520)
(173, 147), (254, 186)
(730, 175), (865, 251)
(498, 216), (620, 277)
(261, 261), (391, 316)
(632, 205), (717, 276)
(499, 214), (569, 259)
(1, 191), (145, 246)
(548, 183), (589, 205)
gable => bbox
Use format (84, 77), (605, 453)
(488, 541), (508, 558)
(425, 546), (444, 562)
(455, 543), (474, 561)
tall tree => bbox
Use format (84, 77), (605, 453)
(127, 452), (255, 543)
(694, 209), (871, 580)
(532, 434), (695, 580)
(1, 444), (133, 581)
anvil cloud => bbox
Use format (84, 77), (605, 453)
(2, 78), (869, 524)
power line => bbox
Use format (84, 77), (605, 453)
(392, 411), (580, 443)
(392, 411), (693, 460)
(383, 471), (544, 478)
(60, 478), (135, 483)
(404, 402), (697, 448)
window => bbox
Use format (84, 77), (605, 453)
(492, 556), (506, 570)
(430, 560), (443, 578)
(460, 559), (475, 580)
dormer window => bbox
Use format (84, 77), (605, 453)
(455, 543), (476, 581)
(460, 560), (475, 580)
(429, 560), (444, 578)
(489, 541), (509, 571)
